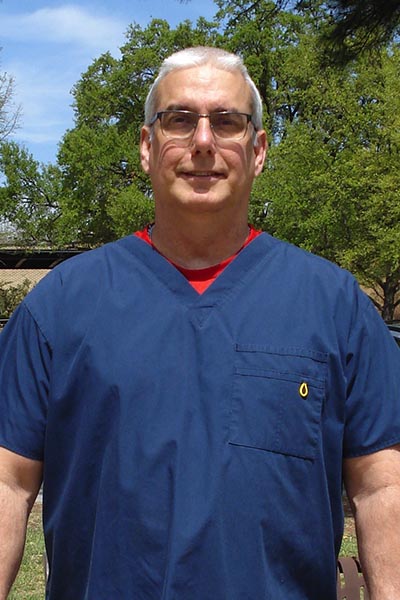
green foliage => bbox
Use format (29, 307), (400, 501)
(0, 4), (399, 317)
(215, 0), (400, 63)
(107, 187), (154, 238)
(1, 18), (220, 248)
(322, 0), (400, 63)
(56, 17), (219, 245)
(0, 278), (32, 318)
(57, 124), (139, 245)
(257, 42), (400, 318)
(0, 142), (64, 246)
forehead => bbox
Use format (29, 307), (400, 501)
(155, 64), (252, 112)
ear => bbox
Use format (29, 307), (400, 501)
(253, 130), (268, 177)
(140, 126), (152, 174)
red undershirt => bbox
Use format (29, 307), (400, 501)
(135, 225), (261, 294)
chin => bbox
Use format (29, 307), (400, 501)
(181, 194), (228, 211)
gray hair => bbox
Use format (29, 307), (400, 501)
(144, 46), (263, 133)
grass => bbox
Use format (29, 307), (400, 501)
(8, 499), (358, 598)
(9, 504), (46, 600)
(341, 519), (358, 556)
(341, 495), (358, 557)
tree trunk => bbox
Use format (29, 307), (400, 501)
(381, 276), (400, 322)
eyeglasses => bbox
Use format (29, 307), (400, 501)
(149, 110), (254, 141)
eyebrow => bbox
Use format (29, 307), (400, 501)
(163, 104), (242, 113)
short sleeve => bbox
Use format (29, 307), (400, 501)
(343, 297), (400, 458)
(0, 302), (50, 460)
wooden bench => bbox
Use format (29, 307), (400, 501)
(337, 556), (369, 599)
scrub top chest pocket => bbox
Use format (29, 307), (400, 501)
(230, 344), (328, 460)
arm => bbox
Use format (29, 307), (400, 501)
(0, 447), (43, 600)
(344, 444), (400, 600)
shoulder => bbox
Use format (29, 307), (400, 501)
(46, 235), (140, 282)
(256, 234), (380, 347)
(26, 235), (141, 295)
(21, 236), (144, 342)
(259, 232), (362, 295)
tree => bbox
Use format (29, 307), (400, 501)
(208, 0), (400, 61)
(2, 4), (399, 317)
(57, 17), (219, 245)
(0, 55), (21, 141)
(0, 141), (64, 246)
(259, 45), (400, 319)
(212, 0), (399, 317)
(1, 17), (220, 247)
(323, 0), (400, 61)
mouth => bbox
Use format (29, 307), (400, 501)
(181, 171), (225, 179)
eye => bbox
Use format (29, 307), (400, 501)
(213, 114), (237, 127)
(165, 112), (195, 128)
(212, 113), (246, 135)
(170, 114), (188, 124)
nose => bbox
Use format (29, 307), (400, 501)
(190, 115), (216, 152)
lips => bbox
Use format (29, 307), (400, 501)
(181, 170), (225, 178)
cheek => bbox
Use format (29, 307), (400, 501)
(150, 140), (187, 173)
(227, 152), (255, 183)
(222, 141), (254, 170)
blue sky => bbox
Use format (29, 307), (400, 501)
(0, 0), (218, 164)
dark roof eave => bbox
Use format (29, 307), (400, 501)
(0, 249), (85, 269)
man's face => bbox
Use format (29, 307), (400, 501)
(140, 64), (267, 219)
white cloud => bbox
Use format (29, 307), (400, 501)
(0, 0), (219, 163)
(1, 5), (125, 53)
(0, 4), (128, 162)
(14, 130), (62, 145)
(8, 59), (73, 118)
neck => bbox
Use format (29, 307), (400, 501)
(150, 213), (250, 269)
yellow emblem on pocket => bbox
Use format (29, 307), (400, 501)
(299, 382), (309, 398)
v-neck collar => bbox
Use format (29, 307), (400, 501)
(118, 232), (275, 309)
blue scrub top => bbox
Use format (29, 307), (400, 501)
(1, 233), (400, 599)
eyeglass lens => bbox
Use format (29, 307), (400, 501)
(160, 111), (249, 140)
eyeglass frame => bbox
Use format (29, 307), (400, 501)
(148, 110), (256, 142)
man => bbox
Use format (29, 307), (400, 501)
(0, 46), (400, 600)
